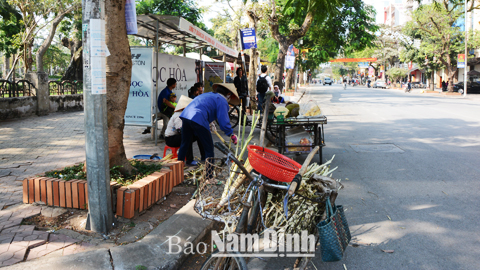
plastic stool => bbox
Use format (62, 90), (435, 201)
(163, 146), (180, 159)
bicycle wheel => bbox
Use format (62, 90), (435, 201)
(221, 105), (240, 129)
(201, 250), (248, 270)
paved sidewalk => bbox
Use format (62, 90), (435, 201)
(0, 89), (306, 267)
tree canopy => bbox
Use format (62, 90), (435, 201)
(300, 0), (378, 71)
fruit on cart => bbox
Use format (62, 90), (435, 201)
(300, 138), (311, 151)
(303, 105), (321, 116)
(286, 103), (300, 117)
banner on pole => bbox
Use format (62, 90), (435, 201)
(204, 62), (225, 93)
(240, 28), (257, 50)
(285, 56), (295, 69)
(125, 0), (138, 35)
(457, 54), (466, 68)
(125, 47), (154, 125)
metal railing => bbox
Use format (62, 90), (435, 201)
(49, 80), (83, 95)
(0, 80), (36, 98)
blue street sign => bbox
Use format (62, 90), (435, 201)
(240, 28), (257, 50)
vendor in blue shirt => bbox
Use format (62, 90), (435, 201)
(178, 83), (239, 166)
(143, 78), (177, 139)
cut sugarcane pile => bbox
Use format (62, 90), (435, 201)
(263, 155), (343, 234)
(194, 111), (261, 228)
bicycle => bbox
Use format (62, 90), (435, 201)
(198, 143), (321, 270)
(343, 83), (347, 90)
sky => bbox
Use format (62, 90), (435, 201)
(200, 0), (385, 29)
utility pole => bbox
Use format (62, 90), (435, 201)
(82, 0), (114, 233)
(464, 0), (468, 97)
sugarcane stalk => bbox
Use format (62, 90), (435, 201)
(221, 111), (260, 199)
(235, 100), (243, 157)
(214, 160), (252, 213)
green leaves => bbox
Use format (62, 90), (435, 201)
(300, 0), (377, 69)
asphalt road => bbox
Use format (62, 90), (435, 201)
(259, 84), (480, 269)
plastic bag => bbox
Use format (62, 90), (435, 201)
(285, 126), (313, 153)
(299, 99), (322, 117)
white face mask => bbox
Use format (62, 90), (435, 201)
(226, 93), (231, 101)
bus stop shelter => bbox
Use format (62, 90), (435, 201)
(126, 15), (239, 145)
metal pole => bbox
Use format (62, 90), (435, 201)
(82, 0), (113, 233)
(222, 53), (226, 82)
(294, 62), (298, 92)
(154, 21), (159, 146)
(464, 1), (468, 97)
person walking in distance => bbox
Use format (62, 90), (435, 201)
(233, 67), (248, 115)
(256, 65), (273, 114)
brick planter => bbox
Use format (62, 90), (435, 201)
(22, 160), (185, 219)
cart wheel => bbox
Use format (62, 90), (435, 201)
(201, 250), (248, 270)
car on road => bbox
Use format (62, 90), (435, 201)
(373, 80), (386, 89)
(323, 78), (332, 85)
(452, 82), (480, 94)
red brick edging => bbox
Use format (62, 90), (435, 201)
(22, 160), (184, 219)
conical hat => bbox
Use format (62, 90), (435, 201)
(212, 83), (240, 106)
(174, 95), (193, 112)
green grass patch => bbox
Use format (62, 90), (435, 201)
(45, 160), (162, 186)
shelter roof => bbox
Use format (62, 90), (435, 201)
(134, 15), (238, 57)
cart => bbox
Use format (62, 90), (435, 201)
(271, 116), (327, 163)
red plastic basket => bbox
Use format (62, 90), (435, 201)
(247, 145), (301, 182)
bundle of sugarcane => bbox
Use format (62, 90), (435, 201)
(194, 110), (262, 230)
(262, 156), (343, 234)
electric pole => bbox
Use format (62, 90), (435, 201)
(82, 0), (114, 233)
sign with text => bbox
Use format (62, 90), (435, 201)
(457, 54), (466, 68)
(154, 53), (197, 97)
(125, 47), (154, 125)
(179, 18), (238, 57)
(204, 62), (225, 93)
(240, 28), (257, 50)
(125, 0), (138, 35)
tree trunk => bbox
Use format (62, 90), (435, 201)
(247, 10), (259, 102)
(430, 71), (435, 90)
(274, 42), (288, 91)
(105, 0), (134, 174)
(298, 65), (304, 85)
(5, 55), (19, 81)
(36, 6), (77, 73)
(62, 37), (83, 80)
(285, 66), (294, 91)
(4, 56), (9, 79)
(445, 54), (456, 93)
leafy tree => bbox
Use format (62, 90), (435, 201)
(406, 1), (480, 92)
(34, 44), (70, 74)
(0, 0), (22, 58)
(371, 25), (404, 71)
(264, 0), (345, 89)
(136, 0), (209, 30)
(386, 67), (409, 83)
(301, 0), (378, 71)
